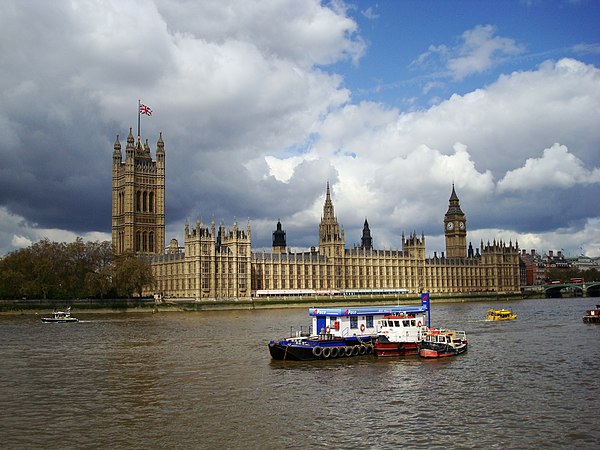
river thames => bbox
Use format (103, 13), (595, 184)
(1, 296), (598, 449)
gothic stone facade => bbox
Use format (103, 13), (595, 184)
(112, 128), (165, 256)
(111, 133), (521, 299)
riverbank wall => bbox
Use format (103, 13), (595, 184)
(0, 291), (539, 315)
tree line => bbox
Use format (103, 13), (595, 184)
(546, 267), (599, 283)
(0, 238), (154, 300)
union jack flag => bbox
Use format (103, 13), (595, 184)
(139, 104), (152, 116)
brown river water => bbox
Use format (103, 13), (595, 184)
(1, 297), (598, 449)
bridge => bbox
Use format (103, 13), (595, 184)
(544, 282), (600, 298)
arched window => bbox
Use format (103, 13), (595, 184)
(142, 231), (148, 252)
(149, 232), (154, 252)
(143, 191), (147, 212)
(136, 191), (142, 212)
(136, 231), (142, 252)
(149, 192), (154, 212)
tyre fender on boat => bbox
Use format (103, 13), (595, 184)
(312, 346), (323, 357)
(322, 347), (332, 358)
(352, 346), (360, 356)
(330, 347), (339, 358)
(358, 345), (367, 355)
(345, 346), (353, 357)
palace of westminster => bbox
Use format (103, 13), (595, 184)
(112, 129), (521, 300)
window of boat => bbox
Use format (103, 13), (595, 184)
(411, 319), (416, 326)
(394, 320), (400, 327)
(403, 320), (409, 327)
(366, 315), (373, 328)
(350, 317), (358, 329)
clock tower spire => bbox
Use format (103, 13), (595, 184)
(444, 184), (467, 258)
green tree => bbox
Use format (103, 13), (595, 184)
(83, 241), (114, 298)
(112, 253), (154, 298)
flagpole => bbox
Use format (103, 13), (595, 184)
(137, 99), (141, 138)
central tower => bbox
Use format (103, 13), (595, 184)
(112, 128), (165, 256)
(318, 182), (345, 258)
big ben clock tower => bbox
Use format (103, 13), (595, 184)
(444, 184), (467, 258)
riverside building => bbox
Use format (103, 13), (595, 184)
(112, 131), (521, 300)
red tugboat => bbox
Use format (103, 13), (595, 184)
(418, 329), (468, 358)
(583, 304), (600, 323)
(374, 312), (429, 357)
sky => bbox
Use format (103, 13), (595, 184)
(1, 0), (599, 259)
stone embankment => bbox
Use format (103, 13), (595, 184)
(1, 292), (532, 315)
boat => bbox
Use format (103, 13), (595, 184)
(40, 307), (79, 323)
(418, 329), (467, 358)
(268, 332), (374, 361)
(583, 304), (600, 323)
(487, 309), (517, 321)
(268, 304), (429, 361)
(373, 312), (429, 357)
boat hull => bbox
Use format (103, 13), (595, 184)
(41, 318), (79, 323)
(373, 341), (419, 357)
(268, 337), (374, 361)
(419, 342), (467, 358)
(583, 315), (600, 323)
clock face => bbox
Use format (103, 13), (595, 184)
(459, 221), (465, 230)
(446, 222), (454, 230)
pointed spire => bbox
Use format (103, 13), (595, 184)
(156, 131), (164, 154)
(322, 181), (335, 219)
(127, 127), (135, 146)
(361, 217), (372, 250)
(450, 182), (459, 201)
(113, 134), (121, 152)
(113, 134), (122, 162)
(446, 183), (464, 215)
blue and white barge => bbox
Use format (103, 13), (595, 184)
(268, 304), (429, 361)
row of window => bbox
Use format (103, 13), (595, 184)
(114, 191), (157, 214)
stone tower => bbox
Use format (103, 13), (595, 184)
(318, 182), (345, 258)
(272, 220), (286, 253)
(112, 128), (165, 256)
(444, 184), (467, 258)
(361, 218), (373, 250)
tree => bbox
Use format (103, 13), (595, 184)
(112, 253), (155, 298)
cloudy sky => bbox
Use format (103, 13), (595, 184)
(1, 0), (599, 259)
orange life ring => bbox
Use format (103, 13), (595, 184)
(360, 324), (365, 332)
(326, 326), (330, 333)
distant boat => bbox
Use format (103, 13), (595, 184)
(583, 304), (600, 324)
(487, 309), (517, 321)
(41, 307), (79, 323)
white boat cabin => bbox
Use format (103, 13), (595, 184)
(376, 312), (429, 343)
(309, 305), (429, 338)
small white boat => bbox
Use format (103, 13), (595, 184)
(41, 307), (79, 323)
